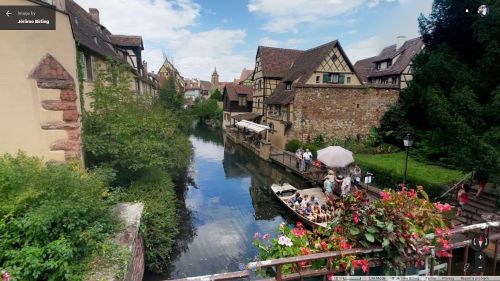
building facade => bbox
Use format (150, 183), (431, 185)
(0, 0), (158, 163)
(157, 57), (185, 92)
(221, 84), (254, 128)
(250, 40), (401, 149)
(354, 37), (424, 89)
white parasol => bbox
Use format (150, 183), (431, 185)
(317, 146), (354, 168)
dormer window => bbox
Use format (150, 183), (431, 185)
(285, 82), (292, 90)
(74, 16), (78, 25)
(376, 60), (392, 70)
(93, 36), (98, 45)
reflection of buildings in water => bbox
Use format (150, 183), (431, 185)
(223, 140), (312, 221)
(191, 122), (224, 145)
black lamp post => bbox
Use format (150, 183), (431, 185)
(403, 134), (414, 185)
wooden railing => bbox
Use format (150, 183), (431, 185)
(269, 146), (325, 184)
(169, 221), (500, 281)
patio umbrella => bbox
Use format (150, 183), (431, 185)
(317, 146), (354, 168)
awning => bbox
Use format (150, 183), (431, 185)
(232, 112), (262, 121)
(235, 120), (270, 133)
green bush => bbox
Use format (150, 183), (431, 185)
(123, 171), (178, 273)
(0, 153), (115, 280)
(355, 153), (465, 199)
(285, 139), (302, 153)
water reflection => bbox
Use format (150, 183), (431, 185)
(144, 126), (311, 280)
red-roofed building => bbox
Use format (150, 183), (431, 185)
(221, 84), (254, 128)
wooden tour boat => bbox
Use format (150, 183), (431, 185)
(270, 183), (335, 229)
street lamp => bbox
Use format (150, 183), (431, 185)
(403, 134), (414, 185)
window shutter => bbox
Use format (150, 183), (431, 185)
(323, 73), (329, 83)
(339, 74), (345, 84)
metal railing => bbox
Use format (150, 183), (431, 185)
(169, 221), (500, 281)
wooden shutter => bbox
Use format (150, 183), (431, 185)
(323, 73), (329, 83)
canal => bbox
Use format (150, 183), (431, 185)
(144, 125), (311, 280)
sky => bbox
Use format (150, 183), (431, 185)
(76, 0), (433, 82)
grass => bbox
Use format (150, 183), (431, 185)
(355, 152), (465, 187)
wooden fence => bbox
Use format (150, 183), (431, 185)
(169, 221), (500, 281)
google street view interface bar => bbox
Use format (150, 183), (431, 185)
(331, 278), (497, 281)
(0, 5), (55, 30)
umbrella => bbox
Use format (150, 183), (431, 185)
(317, 146), (354, 168)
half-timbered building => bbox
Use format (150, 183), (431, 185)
(354, 37), (424, 89)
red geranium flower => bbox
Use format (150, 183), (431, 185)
(360, 259), (369, 273)
(296, 222), (303, 228)
(340, 239), (351, 250)
(353, 213), (359, 224)
(380, 191), (390, 201)
(320, 240), (328, 251)
(291, 227), (306, 237)
(300, 247), (309, 255)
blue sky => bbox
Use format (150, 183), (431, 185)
(77, 0), (432, 81)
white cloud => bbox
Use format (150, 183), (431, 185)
(345, 0), (432, 63)
(258, 36), (280, 47)
(258, 37), (304, 49)
(75, 0), (251, 81)
(247, 0), (403, 33)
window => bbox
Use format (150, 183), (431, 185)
(346, 76), (351, 84)
(331, 54), (337, 62)
(377, 60), (391, 70)
(323, 73), (345, 84)
(285, 82), (292, 90)
(381, 78), (389, 84)
(316, 76), (320, 83)
(238, 95), (247, 106)
(258, 79), (263, 90)
(80, 52), (94, 81)
(392, 76), (398, 84)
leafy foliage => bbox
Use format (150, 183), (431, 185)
(122, 171), (179, 273)
(253, 188), (452, 275)
(0, 153), (115, 280)
(209, 89), (222, 101)
(82, 61), (192, 184)
(158, 77), (185, 111)
(191, 99), (222, 122)
(379, 0), (500, 184)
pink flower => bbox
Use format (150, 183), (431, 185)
(353, 213), (359, 224)
(327, 274), (334, 281)
(380, 191), (390, 201)
(408, 189), (416, 198)
(263, 233), (270, 240)
(253, 232), (261, 240)
(320, 240), (328, 251)
(340, 239), (351, 250)
(360, 259), (369, 273)
(436, 250), (453, 258)
(423, 245), (430, 254)
(435, 228), (443, 236)
(296, 222), (303, 228)
(291, 227), (306, 237)
(300, 247), (309, 255)
(1, 272), (9, 281)
(351, 260), (360, 269)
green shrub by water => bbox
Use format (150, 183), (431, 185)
(0, 153), (115, 280)
(122, 171), (179, 273)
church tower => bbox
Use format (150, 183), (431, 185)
(211, 67), (219, 90)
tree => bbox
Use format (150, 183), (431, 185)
(83, 61), (191, 183)
(158, 76), (185, 110)
(380, 0), (500, 183)
(209, 88), (222, 101)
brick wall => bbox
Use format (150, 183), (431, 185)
(289, 86), (399, 142)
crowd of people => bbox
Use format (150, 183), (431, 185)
(323, 166), (362, 200)
(286, 191), (349, 223)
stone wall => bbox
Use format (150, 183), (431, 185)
(29, 53), (83, 162)
(289, 85), (399, 142)
(87, 203), (144, 281)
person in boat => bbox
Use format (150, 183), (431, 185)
(309, 195), (319, 205)
(301, 195), (309, 209)
(287, 191), (300, 206)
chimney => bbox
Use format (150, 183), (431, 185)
(89, 8), (100, 24)
(396, 36), (406, 50)
(142, 61), (148, 78)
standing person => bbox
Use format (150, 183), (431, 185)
(456, 184), (469, 217)
(299, 148), (305, 172)
(341, 175), (352, 198)
(303, 149), (313, 171)
(324, 177), (333, 202)
(295, 148), (302, 169)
